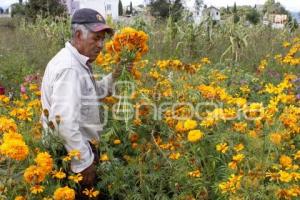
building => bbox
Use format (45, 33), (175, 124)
(263, 13), (288, 29)
(64, 0), (119, 20)
(202, 6), (221, 22)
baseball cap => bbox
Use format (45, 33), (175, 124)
(71, 8), (113, 35)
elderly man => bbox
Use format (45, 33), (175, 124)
(41, 8), (121, 199)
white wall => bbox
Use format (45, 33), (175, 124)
(65, 0), (119, 19)
(79, 0), (118, 20)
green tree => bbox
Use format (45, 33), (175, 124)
(25, 0), (66, 20)
(170, 0), (184, 22)
(129, 1), (133, 14)
(246, 8), (260, 24)
(233, 2), (239, 23)
(194, 0), (203, 15)
(118, 0), (123, 16)
(149, 0), (171, 19)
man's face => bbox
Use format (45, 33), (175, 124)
(79, 30), (106, 62)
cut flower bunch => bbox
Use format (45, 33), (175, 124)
(103, 27), (149, 129)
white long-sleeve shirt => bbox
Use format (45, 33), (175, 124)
(41, 42), (113, 173)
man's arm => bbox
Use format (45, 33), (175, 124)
(50, 68), (94, 173)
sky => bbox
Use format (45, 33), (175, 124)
(0, 0), (299, 12)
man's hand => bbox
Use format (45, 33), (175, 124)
(80, 163), (96, 186)
(112, 64), (133, 80)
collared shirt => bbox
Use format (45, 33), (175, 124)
(41, 42), (113, 173)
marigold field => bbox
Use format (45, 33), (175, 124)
(0, 16), (300, 200)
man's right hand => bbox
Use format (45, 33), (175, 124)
(80, 163), (96, 186)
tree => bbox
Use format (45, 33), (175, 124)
(194, 0), (203, 15)
(149, 0), (171, 19)
(246, 8), (260, 24)
(118, 0), (123, 16)
(19, 0), (23, 4)
(0, 7), (3, 14)
(25, 0), (67, 20)
(129, 1), (133, 14)
(233, 2), (239, 23)
(170, 0), (184, 22)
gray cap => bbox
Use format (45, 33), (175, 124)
(71, 8), (113, 34)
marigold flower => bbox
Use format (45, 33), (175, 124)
(15, 196), (26, 200)
(280, 155), (293, 169)
(187, 130), (204, 143)
(100, 153), (110, 161)
(30, 185), (44, 194)
(35, 152), (53, 173)
(24, 165), (46, 184)
(53, 186), (75, 200)
(188, 170), (201, 178)
(169, 152), (181, 160)
(0, 139), (29, 161)
(0, 116), (17, 133)
(183, 119), (197, 131)
(52, 169), (66, 179)
(216, 143), (229, 153)
(82, 188), (100, 198)
(68, 173), (83, 184)
(270, 133), (282, 145)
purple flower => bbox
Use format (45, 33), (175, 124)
(0, 86), (5, 95)
(297, 94), (300, 100)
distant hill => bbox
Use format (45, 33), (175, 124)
(291, 12), (300, 23)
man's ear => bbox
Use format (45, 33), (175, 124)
(75, 30), (82, 41)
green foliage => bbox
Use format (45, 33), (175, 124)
(149, 0), (171, 19)
(246, 8), (260, 25)
(170, 0), (184, 23)
(119, 0), (123, 16)
(24, 0), (67, 21)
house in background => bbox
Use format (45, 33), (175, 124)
(263, 13), (288, 29)
(202, 6), (221, 22)
(63, 0), (119, 20)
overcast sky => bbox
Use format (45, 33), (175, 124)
(1, 0), (299, 12)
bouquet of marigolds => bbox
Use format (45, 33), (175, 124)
(104, 27), (149, 129)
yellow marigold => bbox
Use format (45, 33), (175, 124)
(175, 121), (186, 132)
(52, 169), (66, 179)
(280, 155), (293, 169)
(232, 154), (245, 162)
(0, 116), (17, 133)
(82, 188), (100, 198)
(24, 165), (46, 184)
(234, 144), (244, 152)
(100, 153), (110, 162)
(216, 143), (228, 153)
(35, 152), (53, 174)
(279, 170), (292, 183)
(0, 139), (29, 161)
(53, 186), (75, 200)
(184, 119), (197, 131)
(233, 122), (247, 133)
(30, 185), (44, 194)
(294, 151), (300, 160)
(113, 139), (121, 145)
(270, 133), (282, 145)
(187, 130), (204, 143)
(169, 152), (181, 160)
(68, 150), (81, 160)
(188, 170), (201, 178)
(68, 173), (83, 184)
(15, 196), (26, 200)
(2, 131), (23, 142)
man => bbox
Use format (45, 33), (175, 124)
(41, 8), (122, 199)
